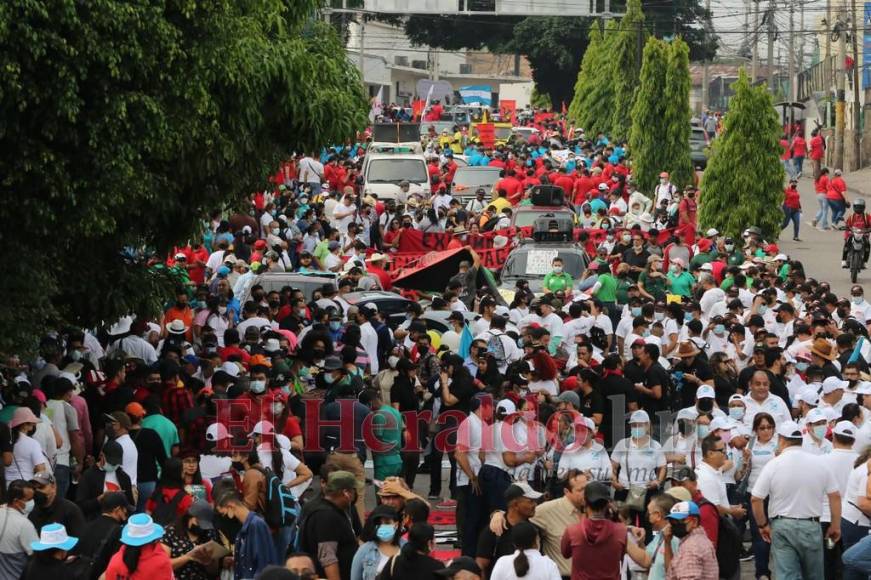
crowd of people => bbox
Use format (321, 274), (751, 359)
(2, 107), (871, 580)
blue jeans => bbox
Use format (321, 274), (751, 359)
(137, 481), (156, 513)
(844, 530), (871, 579)
(794, 156), (805, 175)
(748, 498), (771, 578)
(841, 519), (871, 580)
(830, 199), (847, 225)
(816, 194), (830, 228)
(770, 518), (824, 579)
(782, 206), (801, 238)
(54, 464), (71, 500)
(783, 159), (796, 179)
(274, 525), (294, 560)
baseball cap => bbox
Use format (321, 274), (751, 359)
(188, 502), (216, 530)
(709, 417), (734, 432)
(105, 411), (132, 430)
(504, 482), (543, 502)
(795, 386), (820, 407)
(776, 420), (803, 439)
(496, 399), (517, 416)
(249, 421), (274, 437)
(833, 421), (858, 439)
(805, 407), (827, 424)
(695, 385), (715, 400)
(670, 465), (697, 483)
(667, 501), (701, 520)
(125, 402), (146, 418)
(30, 472), (56, 487)
(583, 481), (611, 507)
(100, 491), (135, 514)
(205, 422), (231, 442)
(666, 486), (693, 502)
(629, 410), (650, 424)
(822, 376), (849, 394)
(556, 391), (581, 408)
(325, 470), (363, 493)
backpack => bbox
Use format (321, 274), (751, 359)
(257, 466), (300, 529)
(696, 497), (740, 578)
(486, 331), (508, 368)
(588, 326), (607, 351)
(151, 488), (187, 526)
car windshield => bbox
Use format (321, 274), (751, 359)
(513, 210), (572, 228)
(495, 126), (513, 139)
(503, 249), (586, 279)
(367, 159), (428, 184)
(452, 168), (502, 187)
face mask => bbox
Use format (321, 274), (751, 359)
(553, 266), (563, 273)
(654, 312), (665, 321)
(189, 524), (207, 537)
(697, 398), (714, 413)
(250, 380), (266, 394)
(670, 265), (679, 274)
(606, 234), (615, 241)
(69, 349), (83, 361)
(271, 228), (280, 236)
(796, 362), (809, 372)
(103, 463), (119, 473)
(854, 296), (864, 305)
(813, 425), (827, 439)
(312, 349), (325, 359)
(272, 403), (284, 415)
(376, 523), (397, 542)
(329, 321), (342, 331)
(218, 306), (228, 315)
(631, 307), (642, 317)
(724, 244), (734, 252)
(22, 500), (35, 515)
(324, 373), (336, 385)
(684, 312), (693, 322)
(631, 426), (647, 438)
(714, 324), (726, 336)
(670, 521), (689, 538)
(622, 234), (631, 243)
(297, 309), (307, 317)
(729, 407), (745, 420)
(231, 461), (245, 471)
(696, 425), (710, 439)
(388, 355), (400, 369)
(758, 305), (768, 315)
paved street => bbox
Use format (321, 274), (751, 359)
(771, 168), (871, 297)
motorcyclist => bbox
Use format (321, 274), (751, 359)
(842, 198), (871, 268)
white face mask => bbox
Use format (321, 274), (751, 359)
(218, 306), (228, 315)
(22, 499), (35, 515)
(250, 380), (267, 394)
(271, 403), (284, 415)
(553, 266), (563, 273)
(388, 355), (400, 369)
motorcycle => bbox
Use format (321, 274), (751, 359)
(846, 227), (869, 283)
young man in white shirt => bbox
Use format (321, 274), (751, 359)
(455, 395), (488, 557)
(695, 433), (746, 520)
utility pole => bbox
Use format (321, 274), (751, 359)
(834, 12), (847, 169)
(788, 0), (795, 101)
(358, 14), (365, 84)
(701, 0), (711, 111)
(850, 0), (861, 169)
(767, 0), (775, 93)
(826, 0), (833, 83)
(752, 0), (759, 82)
(798, 0), (805, 72)
(432, 49), (440, 82)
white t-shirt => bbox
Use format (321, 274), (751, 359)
(611, 437), (666, 487)
(843, 464), (871, 526)
(455, 413), (483, 486)
(257, 444), (309, 496)
(747, 438), (778, 491)
(200, 454), (233, 482)
(695, 461), (729, 508)
(821, 448), (858, 522)
(540, 312), (565, 340)
(332, 203), (357, 235)
(558, 443), (612, 482)
(115, 433), (139, 485)
(6, 435), (45, 482)
(45, 399), (79, 467)
(742, 394), (791, 427)
(491, 549), (562, 580)
(483, 421), (512, 473)
(751, 447), (838, 518)
(31, 418), (56, 474)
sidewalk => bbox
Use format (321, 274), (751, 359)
(845, 167), (871, 197)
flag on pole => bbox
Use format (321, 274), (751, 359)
(368, 86), (383, 123)
(459, 85), (493, 106)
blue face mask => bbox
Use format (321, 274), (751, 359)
(697, 425), (710, 439)
(329, 321), (342, 331)
(813, 425), (827, 439)
(631, 307), (642, 317)
(630, 426), (646, 438)
(729, 407), (745, 420)
(796, 362), (809, 372)
(684, 312), (693, 322)
(376, 523), (397, 542)
(323, 373), (336, 385)
(759, 305), (768, 315)
(714, 324), (726, 335)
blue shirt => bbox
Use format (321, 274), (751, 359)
(235, 511), (281, 579)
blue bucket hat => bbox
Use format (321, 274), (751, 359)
(121, 514), (165, 546)
(32, 523), (78, 551)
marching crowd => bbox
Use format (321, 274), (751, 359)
(2, 111), (871, 580)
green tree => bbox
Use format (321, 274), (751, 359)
(699, 70), (784, 239)
(568, 21), (603, 126)
(663, 38), (694, 188)
(531, 86), (553, 110)
(0, 0), (368, 353)
(609, 0), (646, 141)
(575, 19), (618, 136)
(629, 37), (670, 193)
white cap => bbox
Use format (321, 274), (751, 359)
(496, 399), (517, 415)
(822, 376), (849, 394)
(677, 407), (699, 421)
(706, 228), (719, 237)
(733, 424), (752, 438)
(629, 410), (650, 424)
(709, 417), (734, 432)
(774, 254), (788, 261)
(728, 394), (746, 405)
(574, 415), (596, 431)
(822, 407), (840, 422)
(700, 263), (713, 272)
(805, 408), (827, 424)
(220, 361), (241, 377)
(696, 385), (715, 400)
(833, 421), (858, 439)
(249, 420), (274, 436)
(777, 420), (803, 439)
(795, 386), (820, 407)
(205, 423), (230, 442)
(856, 381), (871, 395)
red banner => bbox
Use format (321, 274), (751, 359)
(411, 99), (425, 121)
(533, 112), (555, 130)
(396, 228), (516, 254)
(499, 100), (517, 125)
(475, 123), (496, 149)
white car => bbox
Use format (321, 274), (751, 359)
(362, 153), (431, 201)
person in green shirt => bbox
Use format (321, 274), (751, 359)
(140, 400), (181, 457)
(638, 255), (668, 301)
(689, 239), (718, 269)
(588, 262), (618, 304)
(542, 257), (573, 294)
(361, 389), (403, 480)
(614, 263), (634, 305)
(773, 254), (790, 281)
(723, 237), (745, 266)
(666, 259), (696, 298)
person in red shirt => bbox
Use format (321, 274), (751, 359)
(182, 243), (209, 286)
(842, 198), (870, 268)
(678, 187), (699, 228)
(365, 253), (393, 290)
(781, 179), (802, 241)
(809, 129), (826, 179)
(572, 170), (595, 210)
(495, 169), (523, 205)
(779, 136), (794, 179)
(827, 169), (849, 226)
(791, 133), (807, 177)
(811, 167), (830, 230)
(488, 154), (506, 169)
(522, 168), (541, 192)
(553, 168), (575, 199)
(442, 154), (458, 185)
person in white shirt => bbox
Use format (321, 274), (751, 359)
(6, 408), (47, 483)
(0, 480), (39, 580)
(538, 300), (565, 354)
(298, 154), (324, 195)
(751, 420), (841, 580)
(611, 411), (666, 511)
(106, 412), (138, 486)
(332, 194), (357, 235)
(698, 274), (726, 322)
(491, 520), (561, 580)
(849, 285), (871, 323)
(743, 370), (792, 427)
(819, 376), (849, 416)
(840, 445), (871, 554)
(821, 420), (859, 575)
(455, 396), (487, 557)
(476, 315), (521, 374)
(803, 407), (834, 455)
(654, 172), (677, 206)
(357, 305), (381, 374)
(695, 433), (747, 520)
(557, 416), (611, 483)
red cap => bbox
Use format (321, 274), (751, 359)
(697, 238), (712, 252)
(560, 376), (579, 392)
(254, 239), (267, 250)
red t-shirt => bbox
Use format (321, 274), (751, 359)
(145, 487), (194, 519)
(827, 176), (847, 201)
(780, 139), (791, 161)
(183, 246), (209, 286)
(792, 136), (807, 157)
(783, 186), (801, 209)
(104, 542), (174, 580)
(815, 174), (829, 194)
(573, 176), (595, 205)
(554, 175), (575, 196)
(810, 135), (825, 160)
(561, 519), (627, 580)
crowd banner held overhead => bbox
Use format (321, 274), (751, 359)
(533, 111), (555, 129)
(459, 85), (493, 106)
(499, 99), (517, 125)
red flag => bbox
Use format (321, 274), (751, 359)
(412, 99), (425, 121)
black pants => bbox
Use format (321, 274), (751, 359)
(822, 521), (843, 580)
(428, 425), (458, 498)
(401, 451), (421, 489)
